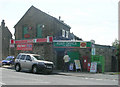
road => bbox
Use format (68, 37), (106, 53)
(0, 67), (118, 85)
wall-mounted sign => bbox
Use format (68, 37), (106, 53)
(15, 39), (34, 44)
(53, 41), (91, 48)
(80, 42), (86, 48)
(17, 44), (33, 51)
(24, 34), (30, 38)
(15, 36), (53, 44)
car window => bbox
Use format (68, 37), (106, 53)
(16, 55), (21, 59)
(20, 55), (26, 60)
(26, 55), (31, 61)
(33, 55), (44, 60)
(6, 58), (13, 61)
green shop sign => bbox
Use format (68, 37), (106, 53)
(53, 41), (91, 48)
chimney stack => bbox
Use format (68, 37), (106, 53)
(59, 16), (61, 20)
(1, 20), (5, 28)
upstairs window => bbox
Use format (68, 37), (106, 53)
(62, 29), (65, 37)
(22, 26), (28, 39)
(66, 31), (69, 38)
(37, 24), (43, 38)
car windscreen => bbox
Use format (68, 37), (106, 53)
(6, 58), (13, 61)
(33, 55), (44, 60)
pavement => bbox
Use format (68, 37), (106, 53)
(0, 65), (119, 82)
(1, 65), (119, 76)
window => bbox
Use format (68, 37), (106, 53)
(62, 29), (65, 37)
(22, 26), (28, 39)
(20, 55), (26, 60)
(66, 31), (69, 38)
(26, 55), (31, 61)
(37, 24), (42, 38)
(16, 55), (21, 59)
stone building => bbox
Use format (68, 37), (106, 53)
(94, 44), (117, 72)
(13, 6), (116, 71)
(0, 20), (12, 59)
(14, 6), (81, 67)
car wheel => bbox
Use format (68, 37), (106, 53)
(15, 64), (21, 72)
(32, 65), (38, 74)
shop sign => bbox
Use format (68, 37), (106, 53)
(80, 42), (86, 48)
(53, 41), (91, 48)
(17, 44), (33, 51)
(15, 39), (34, 44)
(36, 38), (47, 43)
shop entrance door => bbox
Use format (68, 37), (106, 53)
(67, 51), (80, 63)
(57, 51), (64, 70)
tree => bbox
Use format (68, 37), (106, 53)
(112, 39), (119, 48)
(112, 39), (119, 56)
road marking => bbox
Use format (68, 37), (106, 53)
(0, 82), (6, 85)
(96, 79), (103, 80)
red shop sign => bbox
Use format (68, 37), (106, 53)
(15, 39), (34, 44)
(17, 44), (33, 51)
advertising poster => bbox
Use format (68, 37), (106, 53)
(69, 63), (74, 71)
(17, 44), (33, 51)
(90, 62), (97, 73)
(74, 60), (81, 70)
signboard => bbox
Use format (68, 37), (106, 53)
(15, 39), (34, 44)
(10, 39), (15, 44)
(10, 44), (15, 48)
(53, 41), (91, 48)
(14, 36), (52, 44)
(17, 44), (33, 51)
(90, 62), (97, 73)
(91, 48), (96, 55)
(80, 42), (86, 48)
(69, 63), (74, 71)
(74, 60), (81, 69)
(36, 38), (47, 43)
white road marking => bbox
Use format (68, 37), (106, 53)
(0, 82), (6, 85)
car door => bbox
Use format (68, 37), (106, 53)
(19, 55), (26, 69)
(24, 55), (33, 70)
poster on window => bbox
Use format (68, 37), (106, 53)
(90, 62), (97, 73)
(74, 60), (81, 70)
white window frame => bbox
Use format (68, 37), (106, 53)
(62, 29), (65, 37)
(66, 31), (69, 38)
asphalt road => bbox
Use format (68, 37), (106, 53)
(0, 67), (118, 85)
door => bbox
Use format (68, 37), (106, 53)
(24, 55), (33, 70)
(82, 56), (88, 71)
(57, 51), (64, 70)
(19, 55), (26, 69)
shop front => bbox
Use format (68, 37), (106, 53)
(53, 40), (92, 71)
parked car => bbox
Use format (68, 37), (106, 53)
(2, 56), (15, 65)
(14, 53), (54, 74)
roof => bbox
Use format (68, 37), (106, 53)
(19, 53), (40, 56)
(14, 5), (71, 29)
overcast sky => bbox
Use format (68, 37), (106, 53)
(0, 0), (118, 46)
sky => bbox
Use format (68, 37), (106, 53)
(0, 0), (118, 46)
